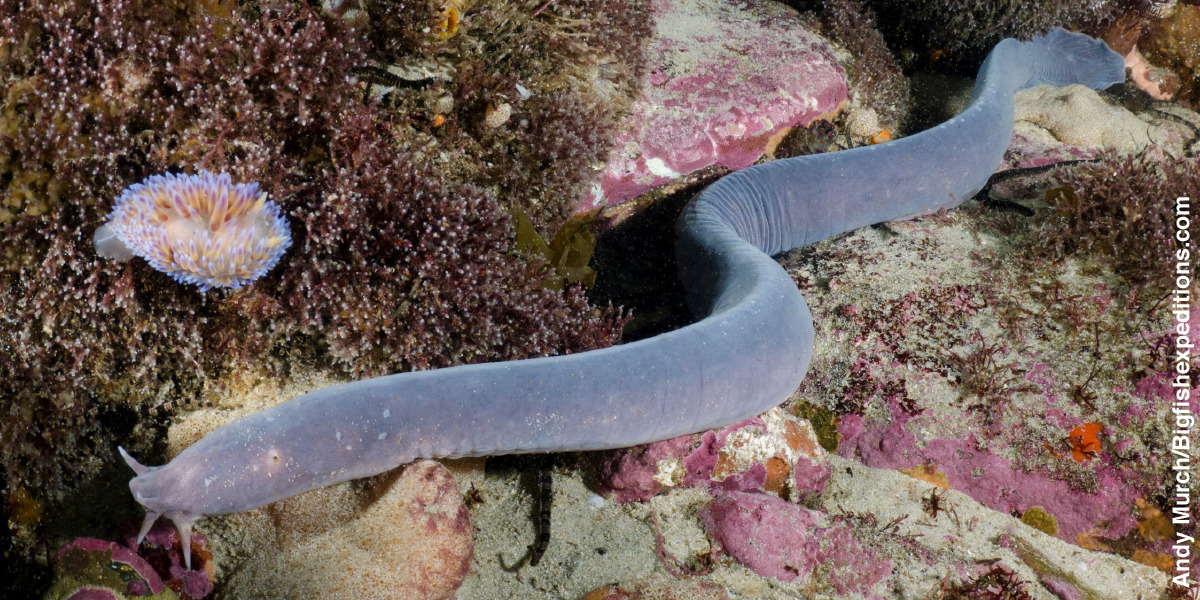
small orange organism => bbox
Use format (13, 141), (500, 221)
(1068, 422), (1102, 462)
(431, 114), (446, 127)
(871, 130), (892, 144)
(432, 6), (459, 39)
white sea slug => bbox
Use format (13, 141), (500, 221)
(94, 170), (292, 291)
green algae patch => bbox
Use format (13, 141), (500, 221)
(1021, 506), (1059, 536)
(514, 208), (599, 290)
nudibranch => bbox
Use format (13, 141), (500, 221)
(94, 170), (292, 291)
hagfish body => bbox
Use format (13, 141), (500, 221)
(121, 29), (1125, 567)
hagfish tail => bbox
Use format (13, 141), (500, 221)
(121, 30), (1125, 567)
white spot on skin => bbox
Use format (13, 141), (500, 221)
(383, 409), (390, 418)
(336, 431), (342, 441)
(262, 448), (286, 478)
(378, 432), (387, 440)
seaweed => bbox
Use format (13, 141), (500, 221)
(0, 0), (642, 565)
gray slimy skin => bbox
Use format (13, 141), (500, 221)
(120, 29), (1125, 568)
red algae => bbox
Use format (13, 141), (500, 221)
(0, 0), (637, 559)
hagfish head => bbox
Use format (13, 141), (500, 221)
(119, 446), (203, 569)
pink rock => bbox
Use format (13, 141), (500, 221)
(582, 0), (847, 209)
(681, 418), (770, 492)
(172, 568), (215, 599)
(700, 491), (822, 581)
(999, 132), (1099, 172)
(1042, 577), (1086, 600)
(597, 409), (830, 502)
(699, 491), (891, 593)
(838, 409), (1143, 541)
(595, 434), (697, 503)
(54, 537), (165, 596)
(127, 519), (214, 599)
(682, 412), (831, 498)
(792, 452), (831, 500)
(817, 525), (894, 596)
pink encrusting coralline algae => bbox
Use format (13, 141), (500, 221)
(93, 170), (291, 290)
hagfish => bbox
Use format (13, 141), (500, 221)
(121, 29), (1125, 568)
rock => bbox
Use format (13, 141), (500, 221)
(1014, 84), (1158, 153)
(698, 490), (891, 593)
(819, 455), (1169, 599)
(580, 574), (732, 599)
(583, 0), (847, 209)
(222, 460), (472, 600)
(596, 408), (830, 502)
(679, 409), (830, 500)
(127, 520), (215, 600)
(45, 537), (177, 600)
(595, 434), (696, 503)
(1139, 3), (1200, 105)
(700, 491), (822, 582)
(61, 589), (123, 600)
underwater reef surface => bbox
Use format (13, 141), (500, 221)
(6, 0), (1198, 598)
(582, 0), (849, 209)
(127, 3), (1190, 600)
(483, 2), (1191, 598)
(0, 0), (647, 592)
